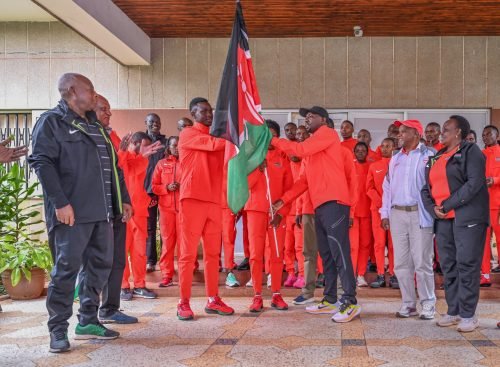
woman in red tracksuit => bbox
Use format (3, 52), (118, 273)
(244, 120), (294, 312)
(152, 136), (181, 288)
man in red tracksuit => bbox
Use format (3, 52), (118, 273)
(119, 132), (163, 300)
(176, 97), (233, 320)
(245, 119), (293, 312)
(272, 107), (361, 323)
(350, 142), (374, 287)
(357, 129), (380, 163)
(366, 137), (399, 289)
(425, 122), (445, 152)
(340, 120), (358, 154)
(480, 125), (500, 284)
(152, 136), (181, 288)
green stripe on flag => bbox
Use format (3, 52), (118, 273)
(227, 122), (272, 214)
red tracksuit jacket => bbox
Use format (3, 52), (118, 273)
(151, 155), (181, 212)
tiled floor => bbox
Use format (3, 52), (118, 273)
(1, 295), (499, 367)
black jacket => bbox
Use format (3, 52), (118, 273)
(421, 141), (489, 228)
(144, 132), (167, 195)
(28, 100), (131, 232)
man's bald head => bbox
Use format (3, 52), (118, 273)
(57, 73), (96, 117)
(95, 94), (112, 128)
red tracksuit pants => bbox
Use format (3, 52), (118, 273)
(350, 216), (373, 276)
(284, 215), (305, 276)
(221, 208), (238, 270)
(371, 209), (394, 276)
(178, 199), (222, 300)
(158, 210), (180, 280)
(246, 211), (286, 294)
(482, 209), (500, 274)
(122, 216), (148, 289)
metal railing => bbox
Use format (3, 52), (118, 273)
(0, 112), (33, 182)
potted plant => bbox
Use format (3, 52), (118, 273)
(0, 163), (52, 300)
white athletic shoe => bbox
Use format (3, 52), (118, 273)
(436, 314), (460, 327)
(332, 303), (361, 323)
(246, 278), (253, 287)
(357, 275), (368, 287)
(457, 317), (479, 332)
(305, 298), (340, 315)
(396, 304), (418, 318)
(419, 303), (435, 320)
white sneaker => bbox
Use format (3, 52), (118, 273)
(305, 298), (341, 314)
(246, 278), (253, 287)
(396, 304), (418, 318)
(436, 314), (460, 327)
(419, 303), (435, 320)
(357, 275), (368, 287)
(267, 274), (271, 288)
(332, 303), (361, 323)
(457, 317), (479, 332)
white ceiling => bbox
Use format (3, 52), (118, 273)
(0, 0), (55, 21)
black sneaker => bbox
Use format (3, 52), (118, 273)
(370, 275), (386, 288)
(316, 273), (325, 288)
(492, 266), (500, 273)
(120, 288), (133, 301)
(389, 275), (399, 289)
(237, 257), (250, 271)
(49, 330), (70, 353)
(146, 264), (156, 273)
(99, 310), (138, 324)
(133, 287), (157, 299)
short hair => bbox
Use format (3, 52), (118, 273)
(284, 122), (297, 128)
(168, 135), (179, 145)
(358, 128), (371, 136)
(484, 125), (499, 135)
(341, 120), (354, 128)
(382, 137), (396, 146)
(146, 112), (160, 121)
(354, 141), (368, 151)
(265, 119), (281, 137)
(327, 118), (334, 128)
(57, 72), (90, 100)
(449, 115), (470, 140)
(426, 122), (441, 129)
(468, 129), (477, 141)
(131, 131), (151, 144)
(189, 97), (209, 112)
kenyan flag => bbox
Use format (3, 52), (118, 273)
(211, 1), (271, 214)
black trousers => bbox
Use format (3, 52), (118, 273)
(435, 219), (487, 318)
(99, 218), (126, 317)
(47, 221), (113, 333)
(315, 201), (357, 305)
(146, 204), (159, 265)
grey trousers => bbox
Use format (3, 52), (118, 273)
(302, 214), (318, 298)
(389, 208), (435, 307)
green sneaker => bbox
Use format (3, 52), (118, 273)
(75, 323), (120, 340)
(225, 272), (240, 288)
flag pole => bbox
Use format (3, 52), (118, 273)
(264, 166), (280, 258)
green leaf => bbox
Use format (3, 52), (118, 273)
(11, 267), (21, 287)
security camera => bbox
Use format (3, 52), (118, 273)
(353, 26), (363, 37)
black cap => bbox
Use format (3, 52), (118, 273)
(299, 106), (329, 120)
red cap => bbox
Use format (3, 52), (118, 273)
(394, 119), (423, 136)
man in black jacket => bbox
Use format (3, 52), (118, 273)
(143, 113), (167, 271)
(28, 73), (132, 353)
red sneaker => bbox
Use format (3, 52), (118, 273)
(177, 299), (194, 321)
(205, 296), (234, 316)
(249, 295), (263, 313)
(159, 277), (173, 288)
(271, 293), (288, 310)
(480, 274), (492, 287)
